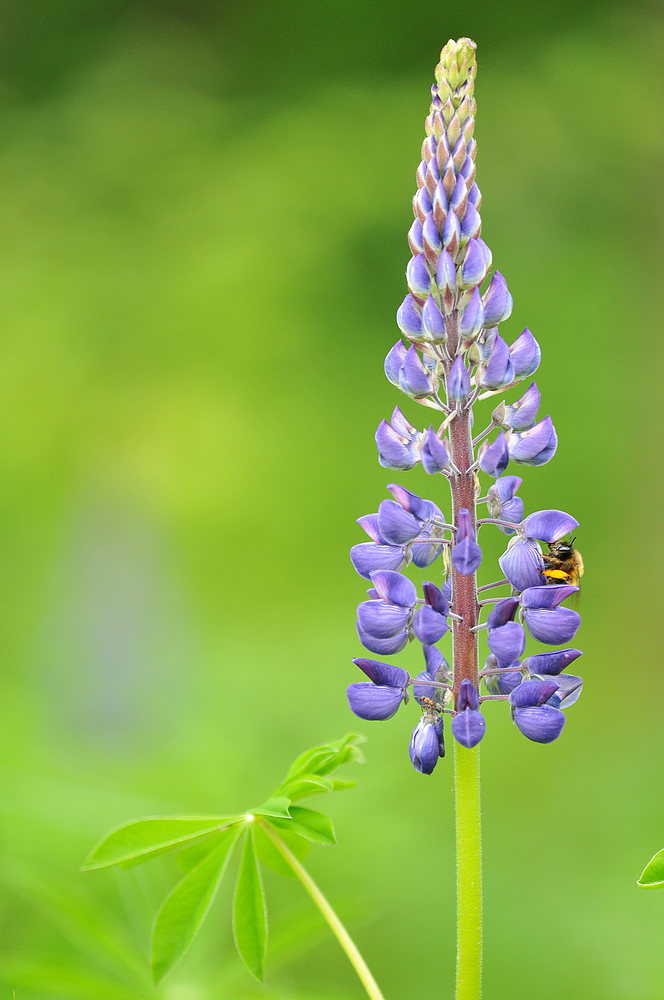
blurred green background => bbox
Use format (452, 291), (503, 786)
(0, 1), (662, 997)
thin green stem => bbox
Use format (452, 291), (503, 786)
(454, 741), (482, 1000)
(257, 819), (386, 1000)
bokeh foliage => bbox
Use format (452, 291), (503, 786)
(0, 1), (663, 997)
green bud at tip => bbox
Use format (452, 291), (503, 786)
(435, 38), (477, 93)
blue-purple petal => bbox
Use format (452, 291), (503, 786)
(520, 584), (578, 609)
(487, 621), (526, 665)
(347, 682), (405, 721)
(377, 499), (421, 545)
(513, 704), (565, 743)
(352, 657), (409, 688)
(522, 510), (579, 544)
(409, 720), (441, 773)
(451, 710), (486, 748)
(356, 621), (409, 655)
(524, 649), (583, 675)
(356, 600), (411, 639)
(499, 537), (545, 591)
(452, 536), (483, 575)
(486, 597), (520, 629)
(413, 604), (448, 644)
(523, 606), (581, 644)
(369, 570), (417, 607)
(350, 542), (405, 580)
(509, 678), (559, 708)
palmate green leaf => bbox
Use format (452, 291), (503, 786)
(274, 734), (366, 800)
(253, 796), (292, 818)
(150, 824), (242, 983)
(638, 848), (664, 886)
(177, 830), (230, 874)
(233, 827), (267, 982)
(81, 816), (238, 871)
(269, 806), (335, 846)
(254, 821), (311, 878)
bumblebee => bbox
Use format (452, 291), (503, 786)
(542, 538), (584, 588)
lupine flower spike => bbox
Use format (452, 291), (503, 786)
(345, 36), (583, 766)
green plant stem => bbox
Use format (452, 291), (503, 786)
(258, 819), (386, 1000)
(454, 741), (482, 1000)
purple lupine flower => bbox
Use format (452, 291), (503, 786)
(413, 581), (450, 644)
(421, 425), (450, 474)
(483, 652), (523, 695)
(477, 335), (515, 390)
(486, 475), (524, 533)
(350, 513), (406, 580)
(521, 509), (579, 543)
(346, 38), (583, 771)
(487, 620), (526, 665)
(499, 536), (546, 591)
(509, 679), (566, 743)
(509, 415), (558, 466)
(451, 508), (482, 575)
(479, 431), (509, 477)
(414, 644), (452, 700)
(509, 328), (541, 378)
(503, 382), (541, 431)
(398, 344), (439, 398)
(520, 585), (581, 644)
(410, 715), (445, 773)
(421, 295), (447, 342)
(347, 659), (410, 720)
(449, 355), (471, 401)
(375, 407), (424, 470)
(452, 679), (486, 748)
(482, 271), (513, 327)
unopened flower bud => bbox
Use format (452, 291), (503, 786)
(421, 426), (450, 474)
(398, 345), (438, 398)
(503, 381), (540, 430)
(406, 253), (431, 301)
(482, 271), (513, 327)
(477, 335), (515, 389)
(509, 328), (541, 378)
(421, 295), (447, 342)
(459, 287), (484, 340)
(451, 508), (482, 575)
(479, 430), (509, 477)
(508, 415), (557, 466)
(396, 294), (423, 340)
(448, 355), (471, 401)
(435, 249), (457, 313)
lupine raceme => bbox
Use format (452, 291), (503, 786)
(347, 38), (584, 768)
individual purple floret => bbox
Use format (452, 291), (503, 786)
(508, 415), (557, 466)
(346, 37), (583, 772)
(422, 426), (450, 474)
(487, 620), (526, 665)
(503, 382), (540, 431)
(451, 508), (482, 575)
(479, 431), (509, 477)
(410, 715), (445, 773)
(451, 679), (486, 748)
(481, 271), (513, 327)
(477, 336), (514, 390)
(487, 476), (524, 532)
(509, 328), (541, 378)
(499, 536), (546, 591)
(509, 679), (566, 743)
(347, 659), (410, 721)
(520, 585), (581, 644)
(413, 644), (452, 700)
(449, 354), (472, 402)
(375, 407), (424, 470)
